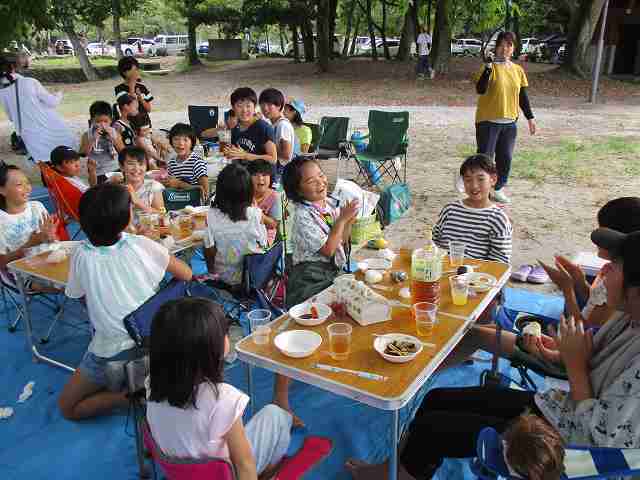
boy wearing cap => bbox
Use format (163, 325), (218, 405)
(284, 99), (311, 153)
(50, 145), (96, 191)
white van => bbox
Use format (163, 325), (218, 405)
(153, 34), (189, 56)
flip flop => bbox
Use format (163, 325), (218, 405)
(511, 264), (533, 282)
(527, 265), (550, 284)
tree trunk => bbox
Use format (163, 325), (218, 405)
(397, 0), (418, 61)
(317, 0), (331, 71)
(380, 0), (390, 59)
(301, 16), (315, 62)
(513, 9), (521, 57)
(431, 0), (451, 74)
(565, 0), (606, 78)
(292, 24), (301, 62)
(342, 0), (357, 57)
(112, 0), (123, 60)
(504, 0), (511, 31)
(365, 0), (378, 60)
(186, 0), (201, 66)
(279, 24), (287, 56)
(64, 24), (99, 81)
(426, 0), (432, 32)
(349, 15), (361, 55)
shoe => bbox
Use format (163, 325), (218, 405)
(417, 73), (425, 80)
(429, 69), (435, 79)
(491, 189), (510, 204)
(527, 265), (550, 284)
(511, 265), (533, 282)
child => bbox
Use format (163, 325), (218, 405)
(284, 99), (311, 153)
(115, 56), (153, 127)
(79, 101), (124, 184)
(283, 156), (358, 308)
(224, 87), (277, 165)
(58, 183), (192, 420)
(259, 88), (296, 166)
(133, 122), (162, 168)
(0, 164), (57, 289)
(503, 414), (565, 480)
(433, 154), (512, 264)
(203, 163), (267, 287)
(162, 123), (209, 200)
(50, 145), (95, 191)
(146, 297), (292, 478)
(114, 94), (139, 149)
(247, 159), (282, 246)
(117, 146), (165, 226)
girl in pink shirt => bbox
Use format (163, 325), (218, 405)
(146, 297), (292, 479)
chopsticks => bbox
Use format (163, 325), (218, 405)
(314, 363), (388, 381)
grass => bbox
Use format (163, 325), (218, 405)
(31, 56), (118, 70)
(457, 136), (640, 184)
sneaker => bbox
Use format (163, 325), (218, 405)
(491, 189), (511, 204)
(527, 265), (550, 284)
(511, 264), (533, 282)
(429, 69), (435, 79)
(417, 73), (425, 80)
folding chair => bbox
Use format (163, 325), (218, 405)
(162, 187), (202, 211)
(303, 122), (321, 154)
(472, 426), (640, 480)
(348, 110), (409, 187)
(315, 116), (350, 160)
(38, 162), (82, 240)
(242, 240), (286, 312)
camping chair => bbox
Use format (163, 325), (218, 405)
(38, 162), (82, 240)
(122, 279), (220, 478)
(162, 187), (202, 211)
(472, 426), (640, 480)
(315, 116), (350, 161)
(348, 110), (409, 187)
(188, 105), (219, 154)
(303, 122), (321, 154)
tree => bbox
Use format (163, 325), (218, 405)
(430, 0), (451, 73)
(564, 0), (606, 77)
(397, 0), (419, 61)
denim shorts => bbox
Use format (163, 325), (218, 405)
(78, 347), (142, 391)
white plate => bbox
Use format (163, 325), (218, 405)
(274, 330), (323, 358)
(464, 272), (497, 292)
(373, 333), (423, 363)
(359, 258), (393, 272)
(289, 302), (332, 327)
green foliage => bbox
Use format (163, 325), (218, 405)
(0, 0), (50, 47)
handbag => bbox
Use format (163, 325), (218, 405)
(377, 183), (411, 227)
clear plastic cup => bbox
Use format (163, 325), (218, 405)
(249, 309), (272, 345)
(413, 302), (438, 337)
(449, 275), (470, 306)
(327, 322), (352, 361)
(449, 241), (466, 267)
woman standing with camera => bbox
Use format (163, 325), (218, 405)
(473, 32), (536, 204)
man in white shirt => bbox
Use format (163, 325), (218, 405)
(416, 27), (433, 79)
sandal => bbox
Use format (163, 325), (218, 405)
(527, 265), (550, 284)
(511, 264), (533, 282)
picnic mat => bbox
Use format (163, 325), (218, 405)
(0, 248), (544, 480)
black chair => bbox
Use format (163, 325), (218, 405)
(188, 105), (219, 139)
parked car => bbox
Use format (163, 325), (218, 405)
(198, 41), (209, 55)
(153, 34), (189, 56)
(451, 38), (483, 56)
(520, 37), (539, 54)
(86, 42), (116, 57)
(122, 38), (157, 57)
(286, 34), (343, 58)
(529, 34), (566, 63)
(55, 39), (74, 56)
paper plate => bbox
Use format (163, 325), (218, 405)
(289, 302), (332, 326)
(373, 333), (423, 364)
(465, 272), (497, 292)
(274, 330), (323, 358)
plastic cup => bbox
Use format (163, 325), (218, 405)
(178, 214), (193, 238)
(449, 241), (466, 267)
(249, 309), (272, 345)
(138, 213), (153, 231)
(449, 275), (470, 306)
(327, 322), (352, 361)
(413, 302), (438, 337)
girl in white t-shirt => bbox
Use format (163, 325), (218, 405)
(0, 164), (58, 289)
(204, 163), (268, 287)
(117, 146), (165, 227)
(58, 183), (192, 421)
(146, 297), (292, 479)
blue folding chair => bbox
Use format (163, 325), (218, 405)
(472, 427), (640, 480)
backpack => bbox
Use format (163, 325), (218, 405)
(377, 183), (411, 227)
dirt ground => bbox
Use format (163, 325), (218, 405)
(2, 56), (640, 293)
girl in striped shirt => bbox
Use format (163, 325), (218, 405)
(433, 154), (512, 264)
(162, 123), (209, 201)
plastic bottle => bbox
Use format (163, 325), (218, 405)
(411, 226), (443, 304)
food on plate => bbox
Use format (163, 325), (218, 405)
(365, 270), (384, 284)
(457, 266), (471, 275)
(300, 305), (320, 320)
(384, 340), (418, 356)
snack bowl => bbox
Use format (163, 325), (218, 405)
(374, 333), (423, 364)
(464, 272), (497, 293)
(289, 302), (332, 327)
(274, 330), (323, 358)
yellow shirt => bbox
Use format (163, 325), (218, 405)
(473, 63), (529, 124)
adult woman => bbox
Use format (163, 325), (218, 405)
(347, 228), (640, 480)
(0, 55), (78, 163)
(473, 32), (536, 204)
